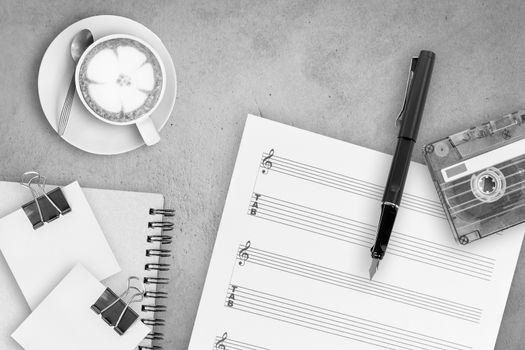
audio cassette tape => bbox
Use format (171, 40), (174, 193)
(423, 109), (525, 244)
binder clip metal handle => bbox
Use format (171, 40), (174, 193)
(20, 171), (71, 229)
(91, 276), (145, 335)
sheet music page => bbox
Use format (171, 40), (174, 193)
(188, 115), (524, 350)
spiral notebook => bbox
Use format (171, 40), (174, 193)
(0, 181), (173, 350)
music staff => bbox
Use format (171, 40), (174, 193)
(257, 152), (445, 218)
(246, 192), (495, 281)
(233, 242), (482, 323)
(223, 284), (471, 350)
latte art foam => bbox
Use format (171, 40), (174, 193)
(78, 38), (163, 123)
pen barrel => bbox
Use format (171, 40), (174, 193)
(399, 50), (435, 141)
(382, 138), (414, 205)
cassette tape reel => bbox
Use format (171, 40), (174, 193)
(424, 109), (525, 244)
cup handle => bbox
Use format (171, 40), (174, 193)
(136, 117), (161, 146)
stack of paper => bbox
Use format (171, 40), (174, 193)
(0, 181), (150, 350)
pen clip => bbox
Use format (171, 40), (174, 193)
(395, 57), (418, 127)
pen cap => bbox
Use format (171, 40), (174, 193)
(399, 50), (435, 141)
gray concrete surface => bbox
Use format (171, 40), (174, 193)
(2, 1), (525, 349)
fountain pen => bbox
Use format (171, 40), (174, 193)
(369, 50), (435, 280)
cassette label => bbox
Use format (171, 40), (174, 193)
(441, 136), (525, 182)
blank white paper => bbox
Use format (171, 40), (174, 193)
(188, 115), (524, 350)
(12, 264), (150, 350)
(0, 181), (120, 310)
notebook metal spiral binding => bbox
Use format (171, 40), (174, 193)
(139, 207), (174, 350)
(146, 249), (171, 257)
(142, 318), (166, 326)
(147, 235), (172, 244)
(142, 304), (167, 312)
(144, 277), (170, 285)
(145, 291), (168, 299)
(146, 332), (165, 341)
(145, 263), (171, 271)
(149, 208), (175, 217)
(148, 221), (174, 231)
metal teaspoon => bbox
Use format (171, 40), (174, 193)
(57, 29), (94, 136)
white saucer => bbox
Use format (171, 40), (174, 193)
(38, 15), (177, 155)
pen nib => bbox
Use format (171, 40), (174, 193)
(369, 258), (380, 280)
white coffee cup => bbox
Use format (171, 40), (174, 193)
(75, 34), (166, 146)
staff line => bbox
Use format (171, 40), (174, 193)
(252, 193), (495, 264)
(266, 154), (441, 208)
(244, 245), (483, 314)
(232, 285), (471, 348)
(270, 163), (443, 215)
(227, 286), (470, 350)
(254, 206), (493, 276)
(253, 198), (495, 270)
(244, 255), (481, 323)
(253, 214), (491, 281)
(270, 166), (445, 219)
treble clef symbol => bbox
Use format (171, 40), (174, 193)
(238, 241), (251, 266)
(261, 149), (274, 174)
(215, 332), (228, 350)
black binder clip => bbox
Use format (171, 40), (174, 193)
(20, 171), (71, 230)
(91, 277), (145, 335)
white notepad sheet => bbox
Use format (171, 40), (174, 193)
(0, 181), (120, 309)
(189, 115), (524, 350)
(12, 264), (150, 350)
